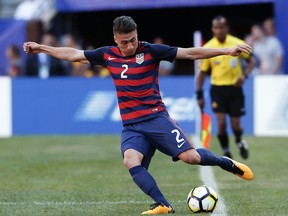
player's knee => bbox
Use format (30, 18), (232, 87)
(123, 156), (140, 169)
(178, 149), (201, 164)
(123, 149), (142, 169)
(123, 157), (133, 169)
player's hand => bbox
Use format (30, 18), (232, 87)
(23, 42), (41, 54)
(234, 75), (245, 87)
(227, 44), (252, 57)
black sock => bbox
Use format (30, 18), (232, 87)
(217, 132), (229, 152)
(233, 129), (243, 143)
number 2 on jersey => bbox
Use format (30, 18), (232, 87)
(171, 129), (185, 143)
(121, 64), (128, 78)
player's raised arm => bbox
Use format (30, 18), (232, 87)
(176, 44), (252, 60)
(23, 42), (89, 63)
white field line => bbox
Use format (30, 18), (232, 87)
(192, 136), (228, 216)
(0, 200), (185, 206)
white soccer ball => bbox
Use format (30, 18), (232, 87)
(187, 185), (218, 213)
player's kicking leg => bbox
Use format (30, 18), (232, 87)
(178, 148), (254, 180)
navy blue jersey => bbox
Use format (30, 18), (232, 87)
(84, 41), (178, 125)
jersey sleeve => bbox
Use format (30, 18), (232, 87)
(148, 43), (177, 62)
(84, 47), (106, 66)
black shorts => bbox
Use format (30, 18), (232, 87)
(210, 85), (245, 117)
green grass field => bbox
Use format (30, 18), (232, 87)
(0, 135), (287, 216)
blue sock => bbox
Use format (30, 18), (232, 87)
(129, 165), (171, 207)
(196, 148), (233, 171)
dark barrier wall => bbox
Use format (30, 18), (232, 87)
(55, 0), (287, 74)
(12, 76), (254, 136)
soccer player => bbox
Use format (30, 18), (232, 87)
(23, 15), (254, 215)
(196, 15), (255, 160)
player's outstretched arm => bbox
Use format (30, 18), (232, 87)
(176, 44), (252, 60)
(23, 42), (89, 63)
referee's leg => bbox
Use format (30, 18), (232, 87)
(229, 86), (249, 159)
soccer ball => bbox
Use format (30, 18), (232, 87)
(187, 185), (218, 213)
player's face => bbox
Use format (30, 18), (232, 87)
(212, 19), (229, 43)
(114, 30), (138, 56)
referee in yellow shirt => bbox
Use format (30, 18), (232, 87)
(196, 15), (254, 159)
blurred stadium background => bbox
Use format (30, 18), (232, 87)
(0, 0), (287, 138)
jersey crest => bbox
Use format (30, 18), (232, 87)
(136, 53), (144, 64)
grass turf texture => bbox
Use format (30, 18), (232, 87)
(0, 135), (287, 215)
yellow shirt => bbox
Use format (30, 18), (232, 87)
(200, 34), (250, 86)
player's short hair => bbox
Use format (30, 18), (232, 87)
(113, 16), (137, 35)
(212, 15), (229, 26)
